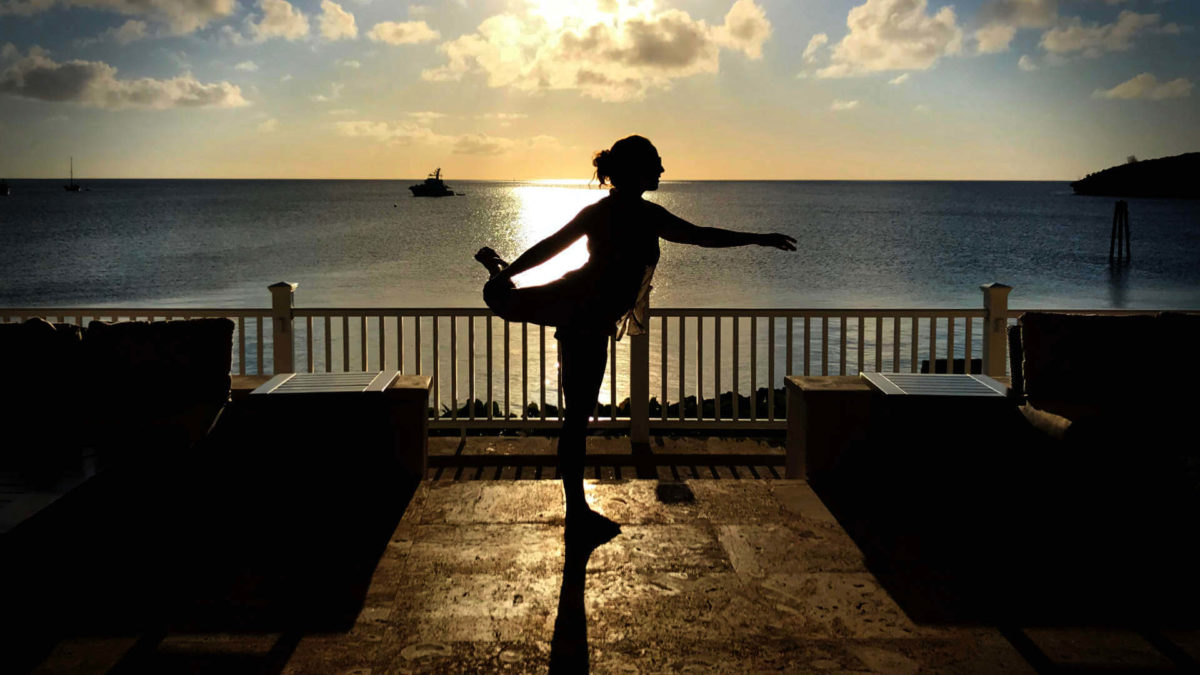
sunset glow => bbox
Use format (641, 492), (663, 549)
(1, 0), (1196, 180)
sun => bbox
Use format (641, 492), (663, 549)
(525, 0), (656, 30)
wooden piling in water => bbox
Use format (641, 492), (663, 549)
(1109, 200), (1131, 264)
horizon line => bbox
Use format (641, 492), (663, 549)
(0, 176), (1077, 183)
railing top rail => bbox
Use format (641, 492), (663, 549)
(5, 306), (1196, 319)
(0, 308), (269, 318)
(648, 308), (985, 318)
(1007, 308), (1199, 316)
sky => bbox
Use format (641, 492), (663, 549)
(0, 0), (1197, 180)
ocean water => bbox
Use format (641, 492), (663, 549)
(2, 178), (1199, 311)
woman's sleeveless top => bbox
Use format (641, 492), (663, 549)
(577, 194), (661, 338)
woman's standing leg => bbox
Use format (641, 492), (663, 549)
(557, 332), (618, 531)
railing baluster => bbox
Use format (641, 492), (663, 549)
(858, 316), (865, 375)
(238, 316), (246, 376)
(360, 315), (368, 371)
(947, 316), (956, 373)
(450, 315), (458, 421)
(821, 317), (829, 376)
(397, 315), (405, 374)
(965, 316), (973, 371)
(324, 316), (332, 373)
(342, 316), (350, 372)
(609, 334), (617, 420)
(556, 338), (563, 421)
(768, 316), (776, 421)
(929, 316), (936, 373)
(415, 316), (423, 375)
(486, 316), (492, 420)
(678, 316), (685, 423)
(732, 316), (740, 421)
(714, 316), (721, 422)
(910, 316), (919, 373)
(540, 325), (546, 421)
(661, 316), (668, 422)
(892, 317), (901, 373)
(306, 316), (314, 373)
(521, 322), (528, 420)
(503, 321), (510, 421)
(379, 315), (387, 371)
(839, 316), (847, 376)
(750, 317), (757, 422)
(875, 316), (883, 372)
(803, 316), (811, 376)
(467, 317), (475, 420)
(256, 316), (264, 374)
(696, 316), (704, 420)
(432, 316), (440, 419)
(786, 316), (793, 376)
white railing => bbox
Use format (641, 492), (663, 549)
(10, 283), (1187, 435)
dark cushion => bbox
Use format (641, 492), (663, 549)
(0, 319), (86, 469)
(1020, 312), (1159, 404)
(83, 318), (234, 418)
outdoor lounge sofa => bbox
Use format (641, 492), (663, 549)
(0, 316), (235, 537)
(1007, 311), (1199, 486)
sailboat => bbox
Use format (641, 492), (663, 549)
(64, 157), (81, 192)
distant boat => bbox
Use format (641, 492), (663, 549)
(0, 178), (10, 196)
(409, 168), (458, 197)
(64, 157), (81, 192)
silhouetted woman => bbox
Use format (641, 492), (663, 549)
(476, 135), (795, 541)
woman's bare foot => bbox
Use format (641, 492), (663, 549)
(474, 246), (509, 277)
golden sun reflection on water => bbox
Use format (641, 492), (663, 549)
(509, 185), (607, 288)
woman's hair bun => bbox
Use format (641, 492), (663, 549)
(592, 135), (655, 188)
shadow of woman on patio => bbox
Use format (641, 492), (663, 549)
(548, 518), (620, 673)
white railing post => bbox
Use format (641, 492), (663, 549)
(980, 282), (1012, 377)
(630, 302), (650, 443)
(270, 282), (298, 374)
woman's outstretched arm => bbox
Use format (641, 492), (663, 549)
(496, 209), (591, 279)
(656, 207), (796, 250)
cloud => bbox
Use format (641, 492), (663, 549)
(0, 0), (235, 34)
(477, 112), (527, 120)
(714, 0), (771, 59)
(367, 20), (439, 45)
(248, 0), (309, 42)
(421, 0), (772, 102)
(1040, 10), (1159, 55)
(888, 72), (909, 84)
(257, 117), (278, 131)
(1018, 54), (1037, 70)
(337, 59), (360, 68)
(0, 47), (248, 108)
(913, 103), (931, 112)
(234, 60), (258, 71)
(310, 82), (343, 101)
(79, 18), (148, 45)
(972, 0), (1057, 53)
(110, 19), (149, 44)
(406, 110), (444, 124)
(335, 118), (557, 155)
(1093, 72), (1192, 100)
(817, 0), (963, 78)
(452, 132), (514, 155)
(831, 99), (859, 110)
(802, 33), (827, 63)
(319, 0), (356, 40)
